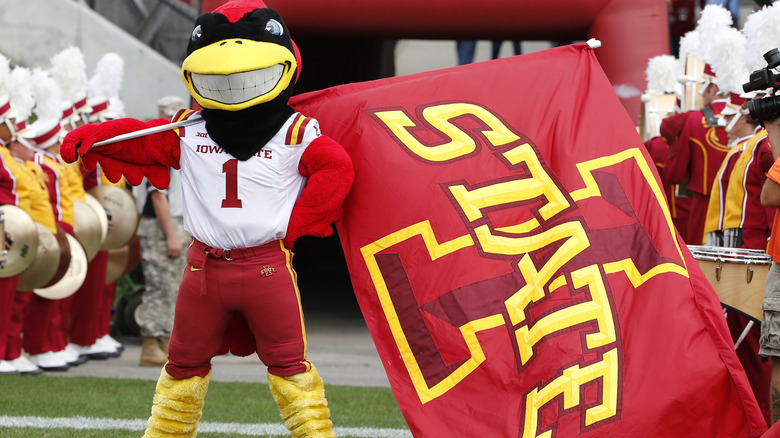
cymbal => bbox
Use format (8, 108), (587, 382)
(105, 246), (129, 285)
(42, 227), (71, 288)
(0, 205), (39, 278)
(73, 199), (103, 262)
(105, 235), (141, 285)
(17, 223), (60, 291)
(85, 193), (109, 244)
(88, 185), (139, 251)
(34, 233), (88, 300)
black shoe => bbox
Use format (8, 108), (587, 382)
(67, 355), (88, 366)
(82, 352), (110, 360)
(40, 364), (70, 372)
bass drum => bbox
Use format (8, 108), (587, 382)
(88, 185), (139, 251)
(0, 205), (39, 278)
(33, 234), (88, 300)
(17, 223), (61, 291)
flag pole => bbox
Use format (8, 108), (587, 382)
(90, 115), (204, 148)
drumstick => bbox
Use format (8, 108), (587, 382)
(734, 320), (755, 350)
(90, 115), (204, 148)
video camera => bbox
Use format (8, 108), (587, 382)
(743, 48), (780, 122)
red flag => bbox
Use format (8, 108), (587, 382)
(291, 44), (767, 437)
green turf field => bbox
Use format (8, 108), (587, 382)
(0, 375), (410, 437)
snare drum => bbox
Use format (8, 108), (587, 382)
(688, 245), (771, 322)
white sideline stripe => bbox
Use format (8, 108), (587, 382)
(0, 415), (413, 438)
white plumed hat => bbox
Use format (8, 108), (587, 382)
(0, 54), (12, 121)
(646, 55), (679, 94)
(49, 46), (90, 119)
(23, 68), (67, 149)
(7, 66), (35, 137)
(86, 52), (124, 122)
(742, 4), (780, 73)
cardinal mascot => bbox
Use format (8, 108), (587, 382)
(61, 0), (353, 436)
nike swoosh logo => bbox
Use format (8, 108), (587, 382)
(190, 266), (202, 272)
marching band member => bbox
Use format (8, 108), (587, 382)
(701, 25), (756, 248)
(2, 61), (58, 375)
(0, 61), (23, 374)
(77, 52), (130, 358)
(52, 48), (121, 360)
(640, 54), (691, 242)
(720, 101), (773, 250)
(664, 6), (733, 245)
(18, 68), (82, 371)
(5, 150), (57, 376)
(703, 94), (754, 247)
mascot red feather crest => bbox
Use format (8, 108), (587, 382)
(213, 0), (268, 21)
(61, 1), (351, 436)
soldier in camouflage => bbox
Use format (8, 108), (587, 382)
(134, 96), (189, 367)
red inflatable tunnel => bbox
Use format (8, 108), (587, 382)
(202, 0), (669, 124)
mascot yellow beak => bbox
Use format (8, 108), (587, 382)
(182, 39), (297, 111)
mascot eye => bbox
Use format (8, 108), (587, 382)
(265, 19), (283, 36)
(191, 25), (203, 42)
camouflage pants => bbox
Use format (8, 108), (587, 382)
(137, 217), (189, 338)
(760, 261), (780, 357)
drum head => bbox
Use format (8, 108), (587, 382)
(688, 245), (772, 264)
(88, 186), (139, 251)
(17, 223), (60, 291)
(34, 234), (88, 300)
(0, 205), (39, 278)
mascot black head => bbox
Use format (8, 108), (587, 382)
(181, 0), (302, 160)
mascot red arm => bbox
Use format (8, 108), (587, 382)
(61, 1), (351, 437)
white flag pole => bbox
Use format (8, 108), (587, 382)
(90, 115), (203, 148)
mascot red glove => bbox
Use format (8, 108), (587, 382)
(61, 117), (178, 188)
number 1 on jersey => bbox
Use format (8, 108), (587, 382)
(221, 159), (243, 208)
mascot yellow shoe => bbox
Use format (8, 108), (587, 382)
(143, 367), (211, 437)
(268, 365), (336, 438)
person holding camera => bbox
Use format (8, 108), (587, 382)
(759, 113), (780, 424)
(743, 44), (780, 424)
